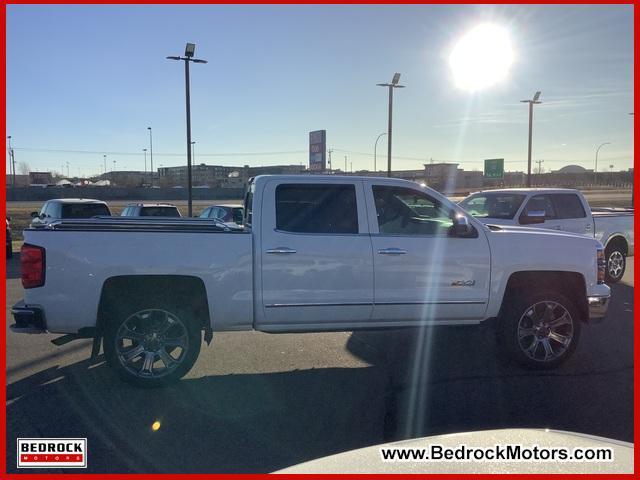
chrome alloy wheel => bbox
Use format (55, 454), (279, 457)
(517, 301), (574, 362)
(608, 250), (624, 279)
(115, 309), (189, 379)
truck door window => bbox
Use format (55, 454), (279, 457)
(522, 195), (557, 220)
(372, 186), (453, 235)
(275, 184), (358, 234)
(552, 194), (587, 219)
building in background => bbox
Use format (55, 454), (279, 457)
(29, 171), (54, 185)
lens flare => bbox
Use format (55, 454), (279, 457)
(449, 24), (514, 91)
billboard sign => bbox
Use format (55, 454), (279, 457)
(484, 158), (504, 179)
(309, 130), (326, 172)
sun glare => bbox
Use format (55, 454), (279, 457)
(449, 24), (514, 91)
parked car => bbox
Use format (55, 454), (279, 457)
(30, 198), (111, 226)
(120, 203), (181, 217)
(459, 188), (634, 282)
(12, 175), (609, 387)
(6, 218), (12, 259)
(199, 204), (244, 226)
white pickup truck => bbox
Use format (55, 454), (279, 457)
(12, 175), (610, 387)
(459, 188), (634, 283)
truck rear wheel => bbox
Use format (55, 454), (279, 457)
(104, 304), (201, 387)
(605, 243), (626, 283)
(498, 291), (580, 369)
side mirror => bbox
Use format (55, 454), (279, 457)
(452, 214), (474, 237)
(30, 211), (39, 218)
(520, 211), (546, 225)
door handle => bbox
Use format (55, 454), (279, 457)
(266, 247), (297, 254)
(378, 247), (408, 255)
(553, 226), (562, 230)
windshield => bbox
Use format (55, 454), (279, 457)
(460, 193), (526, 219)
(61, 203), (111, 218)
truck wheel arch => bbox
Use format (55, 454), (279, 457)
(97, 275), (212, 333)
(604, 235), (628, 255)
(499, 271), (588, 322)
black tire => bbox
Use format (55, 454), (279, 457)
(497, 290), (581, 370)
(604, 243), (626, 283)
(103, 300), (201, 388)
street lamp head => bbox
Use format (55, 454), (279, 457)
(147, 127), (152, 131)
(533, 91), (542, 102)
(392, 73), (401, 85)
(192, 59), (208, 64)
(166, 56), (181, 61)
(185, 43), (196, 58)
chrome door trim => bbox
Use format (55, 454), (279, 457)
(264, 300), (486, 308)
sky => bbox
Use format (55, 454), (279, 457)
(6, 4), (635, 177)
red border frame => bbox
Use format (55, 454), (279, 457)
(2, 1), (637, 478)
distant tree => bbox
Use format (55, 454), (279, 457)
(18, 161), (30, 175)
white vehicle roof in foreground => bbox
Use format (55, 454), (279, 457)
(253, 174), (423, 186)
(48, 198), (108, 204)
(278, 429), (632, 474)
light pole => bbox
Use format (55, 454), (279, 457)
(143, 148), (148, 182)
(520, 91), (542, 187)
(191, 141), (196, 164)
(377, 73), (405, 177)
(147, 127), (153, 186)
(167, 43), (208, 217)
(594, 142), (611, 186)
(374, 132), (387, 172)
(7, 136), (15, 187)
(103, 155), (107, 177)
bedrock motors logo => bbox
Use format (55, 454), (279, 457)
(17, 438), (87, 468)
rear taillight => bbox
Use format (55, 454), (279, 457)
(597, 248), (606, 284)
(21, 244), (45, 289)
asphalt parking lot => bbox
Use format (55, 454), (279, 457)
(6, 254), (634, 473)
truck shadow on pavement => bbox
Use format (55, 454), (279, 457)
(6, 283), (633, 474)
(7, 358), (388, 473)
(348, 280), (634, 445)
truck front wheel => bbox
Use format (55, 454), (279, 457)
(104, 304), (202, 387)
(605, 243), (626, 283)
(498, 291), (580, 369)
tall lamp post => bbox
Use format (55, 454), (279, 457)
(594, 142), (611, 186)
(521, 91), (542, 187)
(373, 132), (387, 172)
(167, 43), (207, 217)
(147, 127), (154, 186)
(7, 136), (15, 187)
(191, 141), (196, 165)
(143, 148), (148, 182)
(377, 73), (405, 177)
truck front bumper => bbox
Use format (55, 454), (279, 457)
(10, 300), (47, 334)
(587, 296), (610, 322)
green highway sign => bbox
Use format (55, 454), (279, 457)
(484, 158), (504, 179)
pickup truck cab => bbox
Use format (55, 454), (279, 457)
(12, 176), (610, 387)
(459, 188), (634, 282)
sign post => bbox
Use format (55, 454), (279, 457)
(309, 130), (326, 172)
(484, 158), (504, 179)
